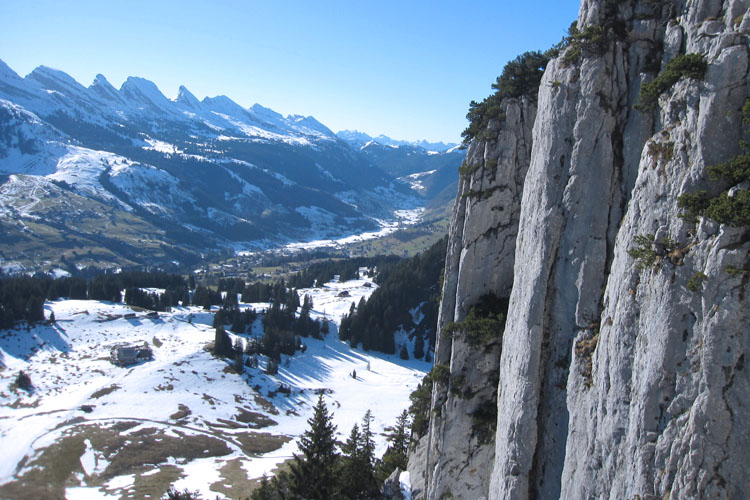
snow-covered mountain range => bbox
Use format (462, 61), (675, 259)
(336, 129), (458, 153)
(0, 60), (461, 272)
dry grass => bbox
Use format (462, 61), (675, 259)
(89, 384), (120, 399)
(235, 407), (278, 429)
(234, 431), (290, 455)
(0, 421), (233, 500)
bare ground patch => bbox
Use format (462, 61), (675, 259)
(233, 431), (290, 455)
(0, 421), (233, 500)
(252, 393), (279, 415)
(89, 384), (120, 399)
(169, 403), (191, 420)
(235, 407), (277, 429)
(210, 458), (260, 499)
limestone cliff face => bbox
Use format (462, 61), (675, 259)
(410, 98), (536, 500)
(412, 0), (750, 499)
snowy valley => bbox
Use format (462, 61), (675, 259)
(0, 271), (429, 499)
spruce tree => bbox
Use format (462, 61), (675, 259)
(289, 395), (338, 499)
(337, 410), (380, 499)
(250, 475), (275, 500)
(338, 423), (363, 499)
(377, 409), (410, 481)
(414, 334), (425, 359)
(213, 325), (232, 358)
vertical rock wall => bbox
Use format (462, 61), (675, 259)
(413, 0), (750, 499)
(561, 0), (750, 498)
(413, 98), (536, 500)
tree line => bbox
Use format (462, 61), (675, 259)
(285, 255), (402, 289)
(0, 271), (192, 329)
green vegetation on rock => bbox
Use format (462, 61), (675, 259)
(635, 54), (707, 112)
(462, 50), (555, 145)
(443, 293), (508, 347)
(678, 98), (750, 228)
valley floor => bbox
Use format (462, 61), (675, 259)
(0, 273), (429, 499)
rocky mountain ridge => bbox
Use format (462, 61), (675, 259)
(0, 60), (441, 272)
(411, 0), (750, 498)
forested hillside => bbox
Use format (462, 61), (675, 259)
(339, 237), (446, 356)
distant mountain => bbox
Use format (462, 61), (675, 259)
(349, 139), (463, 204)
(336, 130), (458, 153)
(0, 60), (421, 273)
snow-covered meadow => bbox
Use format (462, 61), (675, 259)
(0, 271), (429, 499)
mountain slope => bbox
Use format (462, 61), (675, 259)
(336, 130), (457, 153)
(335, 135), (463, 204)
(0, 61), (422, 272)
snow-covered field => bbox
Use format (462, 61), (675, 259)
(0, 272), (429, 499)
(280, 207), (425, 252)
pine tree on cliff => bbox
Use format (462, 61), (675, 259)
(289, 395), (338, 499)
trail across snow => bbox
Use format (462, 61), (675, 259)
(0, 270), (429, 499)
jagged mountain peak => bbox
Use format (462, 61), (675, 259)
(249, 103), (285, 124)
(119, 76), (170, 108)
(0, 59), (21, 81)
(88, 73), (123, 104)
(202, 94), (250, 118)
(91, 73), (114, 88)
(175, 85), (201, 108)
(27, 65), (87, 95)
(288, 114), (335, 137)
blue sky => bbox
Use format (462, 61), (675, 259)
(0, 1), (580, 143)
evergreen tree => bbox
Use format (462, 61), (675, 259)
(250, 475), (275, 500)
(414, 334), (425, 360)
(286, 288), (300, 313)
(233, 350), (244, 374)
(377, 409), (410, 482)
(399, 344), (409, 360)
(213, 325), (233, 358)
(338, 423), (363, 499)
(302, 293), (313, 314)
(360, 409), (376, 472)
(337, 410), (380, 499)
(223, 290), (239, 310)
(289, 395), (338, 500)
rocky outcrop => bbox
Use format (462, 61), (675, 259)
(412, 0), (750, 498)
(415, 97), (536, 500)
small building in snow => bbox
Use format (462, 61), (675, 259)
(110, 343), (153, 367)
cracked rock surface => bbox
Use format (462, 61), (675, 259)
(410, 0), (750, 499)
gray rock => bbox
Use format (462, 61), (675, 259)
(382, 468), (405, 500)
(410, 0), (750, 499)
(416, 97), (536, 500)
